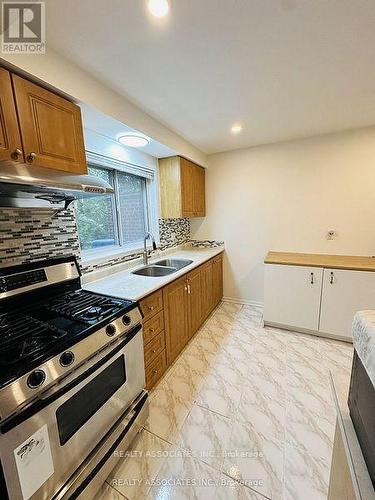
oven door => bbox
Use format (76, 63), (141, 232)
(0, 324), (145, 500)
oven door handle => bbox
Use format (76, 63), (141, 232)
(0, 324), (142, 434)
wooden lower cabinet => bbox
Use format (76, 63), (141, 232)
(201, 261), (213, 317)
(187, 267), (203, 339)
(163, 275), (189, 364)
(141, 290), (167, 390)
(145, 350), (167, 390)
(212, 254), (223, 307)
(141, 252), (224, 389)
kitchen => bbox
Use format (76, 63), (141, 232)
(0, 1), (374, 499)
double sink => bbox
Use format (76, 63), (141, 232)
(132, 259), (193, 277)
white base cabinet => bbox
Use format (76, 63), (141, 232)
(264, 264), (323, 331)
(319, 268), (375, 340)
(264, 264), (375, 341)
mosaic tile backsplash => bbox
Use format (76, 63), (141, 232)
(158, 218), (190, 250)
(0, 208), (81, 267)
(0, 209), (191, 272)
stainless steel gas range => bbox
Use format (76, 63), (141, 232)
(0, 257), (148, 500)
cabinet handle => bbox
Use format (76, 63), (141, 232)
(310, 272), (314, 285)
(148, 305), (155, 311)
(149, 328), (155, 333)
(11, 148), (23, 161)
(330, 272), (334, 284)
(26, 152), (37, 163)
(152, 349), (156, 353)
(187, 283), (191, 294)
(152, 369), (158, 375)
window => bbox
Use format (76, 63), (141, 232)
(76, 165), (150, 255)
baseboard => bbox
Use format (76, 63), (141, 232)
(222, 296), (264, 308)
(264, 321), (353, 344)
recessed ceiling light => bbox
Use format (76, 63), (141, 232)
(118, 134), (150, 148)
(148, 0), (170, 17)
(231, 124), (243, 134)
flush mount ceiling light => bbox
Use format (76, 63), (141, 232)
(147, 0), (170, 17)
(231, 124), (243, 134)
(118, 134), (150, 148)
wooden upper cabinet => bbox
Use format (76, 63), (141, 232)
(194, 163), (206, 216)
(0, 68), (24, 163)
(11, 74), (87, 174)
(159, 156), (206, 218)
(180, 157), (195, 217)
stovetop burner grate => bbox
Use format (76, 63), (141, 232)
(45, 290), (125, 322)
(0, 290), (129, 367)
(0, 314), (68, 365)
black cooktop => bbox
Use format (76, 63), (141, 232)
(0, 288), (134, 389)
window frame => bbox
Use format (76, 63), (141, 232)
(78, 160), (158, 264)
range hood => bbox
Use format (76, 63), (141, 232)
(0, 163), (113, 209)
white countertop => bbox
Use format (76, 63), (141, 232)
(352, 311), (375, 388)
(82, 247), (224, 301)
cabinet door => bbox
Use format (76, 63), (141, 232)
(0, 68), (23, 163)
(192, 165), (206, 217)
(201, 260), (213, 319)
(320, 269), (375, 340)
(11, 74), (87, 174)
(264, 264), (323, 331)
(180, 158), (194, 217)
(163, 276), (189, 364)
(187, 268), (203, 338)
(212, 254), (223, 308)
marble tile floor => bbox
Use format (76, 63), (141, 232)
(95, 301), (353, 500)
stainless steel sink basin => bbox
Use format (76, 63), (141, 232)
(154, 259), (193, 270)
(132, 265), (177, 277)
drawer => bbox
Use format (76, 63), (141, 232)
(145, 349), (167, 390)
(143, 310), (164, 345)
(144, 330), (166, 367)
(212, 254), (223, 264)
(140, 290), (163, 321)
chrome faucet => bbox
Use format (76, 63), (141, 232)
(143, 232), (157, 265)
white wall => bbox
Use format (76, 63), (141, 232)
(0, 49), (206, 166)
(191, 127), (375, 303)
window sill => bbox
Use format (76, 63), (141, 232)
(81, 242), (144, 266)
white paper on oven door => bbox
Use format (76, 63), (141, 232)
(14, 424), (54, 500)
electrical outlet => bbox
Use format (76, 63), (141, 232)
(327, 230), (336, 240)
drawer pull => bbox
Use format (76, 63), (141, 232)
(11, 148), (23, 161)
(152, 349), (157, 353)
(149, 328), (155, 333)
(27, 152), (37, 163)
(148, 305), (155, 311)
(152, 369), (158, 375)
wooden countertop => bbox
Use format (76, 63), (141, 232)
(265, 251), (375, 272)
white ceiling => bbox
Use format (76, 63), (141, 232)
(80, 103), (176, 158)
(46, 0), (375, 154)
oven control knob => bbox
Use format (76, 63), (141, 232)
(122, 315), (131, 326)
(60, 351), (75, 367)
(27, 370), (46, 389)
(106, 324), (116, 337)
